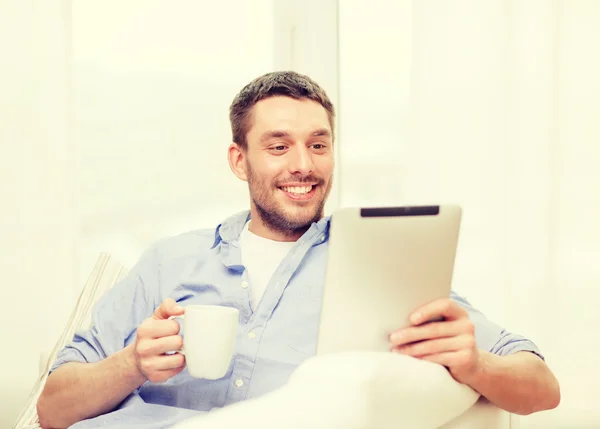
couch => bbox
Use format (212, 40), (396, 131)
(13, 254), (518, 429)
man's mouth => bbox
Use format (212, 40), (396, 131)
(278, 184), (317, 200)
(280, 185), (313, 195)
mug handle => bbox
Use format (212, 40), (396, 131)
(168, 314), (186, 356)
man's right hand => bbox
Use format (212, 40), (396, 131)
(132, 298), (186, 383)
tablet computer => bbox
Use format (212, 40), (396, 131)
(316, 205), (462, 356)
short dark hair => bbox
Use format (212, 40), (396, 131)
(229, 71), (335, 150)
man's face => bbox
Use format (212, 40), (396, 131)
(241, 96), (334, 235)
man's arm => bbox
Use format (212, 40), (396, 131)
(37, 345), (146, 429)
(389, 299), (560, 415)
(460, 349), (560, 415)
(37, 299), (186, 429)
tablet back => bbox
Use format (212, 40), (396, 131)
(316, 205), (462, 356)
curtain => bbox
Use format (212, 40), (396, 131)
(339, 1), (600, 426)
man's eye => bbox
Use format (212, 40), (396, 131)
(273, 145), (287, 151)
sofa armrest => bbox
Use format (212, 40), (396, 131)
(39, 351), (51, 376)
(12, 253), (128, 429)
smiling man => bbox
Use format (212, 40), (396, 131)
(37, 71), (560, 429)
(228, 92), (334, 241)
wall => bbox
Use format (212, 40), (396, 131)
(338, 1), (600, 427)
(73, 0), (340, 284)
(72, 0), (276, 281)
(0, 1), (75, 426)
(0, 1), (339, 426)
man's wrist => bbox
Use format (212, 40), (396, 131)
(453, 349), (493, 388)
(120, 344), (147, 384)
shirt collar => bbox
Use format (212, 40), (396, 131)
(211, 210), (331, 249)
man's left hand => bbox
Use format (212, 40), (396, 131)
(389, 298), (481, 385)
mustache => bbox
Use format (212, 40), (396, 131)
(277, 175), (323, 186)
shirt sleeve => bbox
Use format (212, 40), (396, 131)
(450, 290), (545, 361)
(50, 246), (160, 373)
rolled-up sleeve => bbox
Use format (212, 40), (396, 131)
(50, 246), (160, 373)
(450, 291), (544, 361)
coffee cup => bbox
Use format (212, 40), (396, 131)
(172, 305), (239, 379)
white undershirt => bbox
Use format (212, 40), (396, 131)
(239, 221), (296, 310)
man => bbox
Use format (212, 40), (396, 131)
(37, 71), (560, 429)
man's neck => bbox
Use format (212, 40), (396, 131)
(247, 218), (305, 242)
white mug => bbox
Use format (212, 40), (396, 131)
(172, 305), (239, 380)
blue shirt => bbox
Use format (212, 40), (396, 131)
(51, 210), (543, 428)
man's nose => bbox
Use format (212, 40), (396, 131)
(288, 146), (315, 176)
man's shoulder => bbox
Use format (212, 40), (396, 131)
(150, 226), (219, 264)
(147, 210), (249, 264)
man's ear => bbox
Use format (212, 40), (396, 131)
(228, 143), (248, 181)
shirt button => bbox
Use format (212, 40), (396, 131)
(320, 235), (325, 241)
(248, 331), (256, 339)
(235, 379), (244, 387)
(241, 281), (248, 289)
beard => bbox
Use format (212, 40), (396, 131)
(246, 162), (332, 238)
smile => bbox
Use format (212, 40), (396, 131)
(281, 185), (313, 195)
(278, 184), (317, 201)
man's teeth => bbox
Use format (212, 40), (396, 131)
(282, 186), (313, 195)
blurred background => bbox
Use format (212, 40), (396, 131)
(1, 0), (599, 427)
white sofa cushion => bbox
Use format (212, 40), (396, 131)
(172, 351), (481, 429)
(441, 397), (513, 429)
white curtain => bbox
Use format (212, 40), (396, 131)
(339, 1), (600, 427)
(0, 1), (76, 426)
(71, 0), (276, 281)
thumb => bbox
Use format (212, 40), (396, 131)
(153, 298), (184, 320)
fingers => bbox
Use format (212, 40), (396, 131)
(138, 353), (186, 373)
(153, 298), (185, 320)
(392, 334), (475, 357)
(140, 299), (184, 339)
(409, 298), (467, 325)
(389, 299), (480, 382)
(139, 355), (187, 383)
(137, 318), (181, 340)
(134, 299), (187, 383)
(134, 330), (186, 382)
(137, 334), (184, 356)
(390, 318), (474, 347)
(419, 348), (477, 370)
(149, 366), (186, 383)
